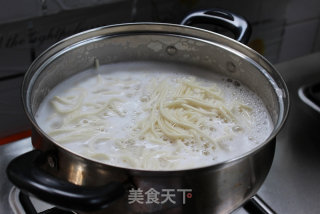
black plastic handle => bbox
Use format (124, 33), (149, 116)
(181, 9), (252, 44)
(6, 150), (125, 212)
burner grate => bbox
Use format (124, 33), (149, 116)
(243, 195), (275, 214)
(19, 192), (73, 214)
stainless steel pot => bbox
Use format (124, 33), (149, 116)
(7, 9), (289, 214)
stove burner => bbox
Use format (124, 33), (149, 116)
(9, 187), (73, 214)
(19, 192), (73, 214)
(243, 195), (275, 214)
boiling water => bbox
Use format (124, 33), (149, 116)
(35, 62), (273, 170)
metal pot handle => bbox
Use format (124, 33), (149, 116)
(181, 9), (251, 44)
(6, 150), (126, 212)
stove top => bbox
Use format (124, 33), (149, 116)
(1, 52), (320, 214)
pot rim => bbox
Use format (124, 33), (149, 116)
(22, 22), (290, 173)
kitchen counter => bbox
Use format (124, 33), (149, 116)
(257, 52), (320, 214)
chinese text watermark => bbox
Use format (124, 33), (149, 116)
(128, 188), (192, 205)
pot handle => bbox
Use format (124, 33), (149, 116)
(6, 150), (126, 212)
(181, 9), (251, 44)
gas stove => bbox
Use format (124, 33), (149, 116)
(1, 52), (320, 214)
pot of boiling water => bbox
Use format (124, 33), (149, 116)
(7, 9), (289, 214)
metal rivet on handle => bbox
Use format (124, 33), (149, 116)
(48, 156), (56, 168)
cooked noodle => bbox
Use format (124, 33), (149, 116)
(36, 64), (273, 170)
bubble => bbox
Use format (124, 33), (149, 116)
(139, 136), (145, 140)
(162, 137), (169, 141)
(135, 85), (141, 90)
(166, 46), (177, 56)
(51, 120), (62, 129)
(232, 126), (243, 132)
(202, 150), (210, 156)
(140, 95), (149, 102)
(233, 81), (241, 87)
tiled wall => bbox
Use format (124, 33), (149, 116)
(279, 0), (320, 61)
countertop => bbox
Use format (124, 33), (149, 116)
(257, 52), (320, 214)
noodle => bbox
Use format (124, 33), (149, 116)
(35, 64), (273, 170)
